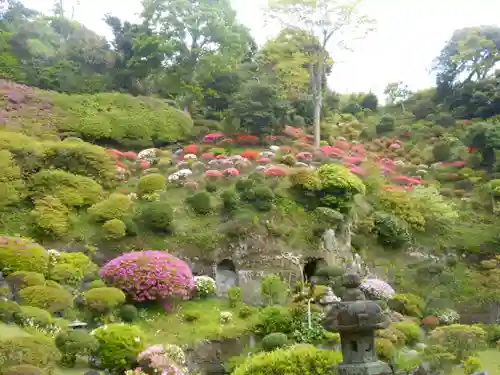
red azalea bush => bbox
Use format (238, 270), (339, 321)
(236, 135), (259, 145)
(240, 150), (259, 159)
(184, 144), (199, 155)
(99, 251), (194, 301)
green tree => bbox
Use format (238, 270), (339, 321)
(384, 81), (410, 112)
(267, 0), (376, 147)
(141, 0), (254, 111)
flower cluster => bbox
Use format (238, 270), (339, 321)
(220, 311), (233, 324)
(436, 308), (460, 324)
(99, 251), (194, 302)
(138, 148), (158, 163)
(360, 278), (395, 300)
(168, 169), (192, 183)
(137, 344), (186, 375)
(194, 275), (216, 298)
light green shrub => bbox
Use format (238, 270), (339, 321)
(102, 219), (127, 240)
(0, 236), (48, 275)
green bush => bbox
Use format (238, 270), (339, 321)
(261, 332), (288, 351)
(138, 201), (174, 233)
(0, 150), (25, 209)
(0, 131), (45, 176)
(57, 92), (193, 149)
(56, 252), (98, 282)
(55, 330), (98, 368)
(137, 174), (166, 198)
(43, 140), (116, 188)
(376, 114), (396, 134)
(374, 212), (412, 248)
(249, 187), (275, 212)
(87, 193), (132, 222)
(376, 337), (396, 361)
(102, 219), (127, 240)
(388, 293), (425, 318)
(238, 305), (256, 319)
(227, 286), (242, 308)
(428, 324), (487, 361)
(186, 191), (214, 215)
(0, 336), (61, 371)
(14, 306), (52, 327)
(29, 170), (103, 208)
(119, 304), (138, 323)
(45, 280), (63, 289)
(3, 364), (45, 375)
(232, 344), (342, 375)
(183, 310), (201, 322)
(255, 305), (293, 336)
(18, 285), (73, 314)
(6, 271), (45, 291)
(50, 264), (81, 287)
(392, 322), (422, 346)
(0, 300), (21, 323)
(31, 196), (72, 239)
(91, 323), (145, 372)
(88, 279), (106, 289)
(0, 236), (49, 275)
(220, 188), (240, 211)
(260, 275), (288, 305)
(82, 287), (126, 315)
(280, 154), (296, 167)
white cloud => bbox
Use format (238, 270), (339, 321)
(20, 0), (500, 98)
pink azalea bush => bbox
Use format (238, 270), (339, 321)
(99, 251), (194, 301)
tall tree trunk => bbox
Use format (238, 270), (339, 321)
(312, 54), (324, 148)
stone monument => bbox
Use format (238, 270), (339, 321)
(323, 273), (392, 375)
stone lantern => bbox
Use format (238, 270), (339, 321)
(323, 273), (391, 375)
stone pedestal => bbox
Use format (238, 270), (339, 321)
(337, 361), (391, 375)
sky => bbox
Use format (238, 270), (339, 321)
(21, 0), (500, 99)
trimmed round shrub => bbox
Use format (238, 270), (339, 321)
(29, 170), (103, 208)
(238, 305), (256, 319)
(137, 174), (166, 198)
(0, 236), (49, 275)
(119, 304), (138, 322)
(18, 285), (73, 314)
(99, 251), (194, 302)
(232, 344), (342, 375)
(255, 305), (293, 336)
(429, 324), (487, 361)
(43, 140), (116, 188)
(388, 293), (425, 318)
(55, 252), (98, 282)
(87, 193), (132, 222)
(376, 114), (396, 134)
(194, 275), (216, 298)
(6, 271), (45, 291)
(55, 330), (98, 368)
(14, 306), (52, 327)
(138, 201), (174, 233)
(375, 337), (396, 361)
(262, 332), (289, 351)
(186, 191), (214, 215)
(91, 323), (145, 372)
(50, 264), (81, 286)
(0, 300), (21, 323)
(3, 364), (45, 375)
(392, 321), (422, 346)
(102, 219), (127, 240)
(31, 196), (71, 238)
(82, 287), (126, 315)
(88, 279), (106, 289)
(0, 336), (61, 370)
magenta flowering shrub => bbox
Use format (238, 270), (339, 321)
(99, 251), (194, 301)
